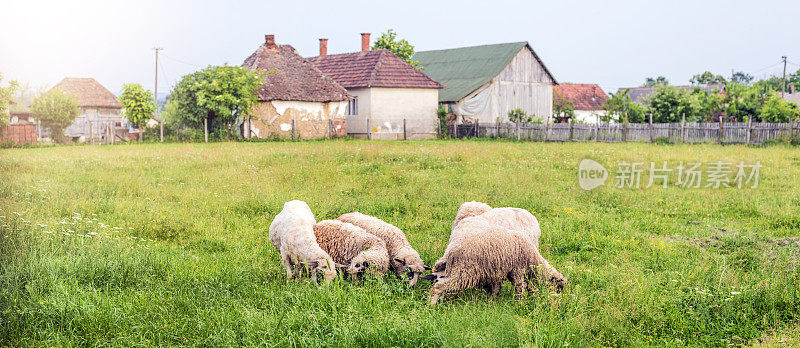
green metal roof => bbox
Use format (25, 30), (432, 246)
(414, 42), (556, 102)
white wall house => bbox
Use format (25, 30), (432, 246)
(310, 34), (444, 139)
(51, 78), (125, 142)
(553, 83), (609, 124)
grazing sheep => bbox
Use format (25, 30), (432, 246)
(337, 212), (429, 286)
(268, 200), (338, 284)
(427, 216), (561, 305)
(314, 219), (390, 279)
(432, 201), (493, 275)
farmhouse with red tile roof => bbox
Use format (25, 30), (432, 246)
(241, 35), (350, 139)
(310, 33), (444, 139)
(553, 83), (609, 123)
(50, 77), (125, 142)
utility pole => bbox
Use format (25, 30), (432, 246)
(782, 56), (787, 99)
(154, 47), (164, 142)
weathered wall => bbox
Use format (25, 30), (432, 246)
(248, 100), (347, 139)
(453, 48), (554, 124)
(0, 124), (37, 144)
(346, 87), (438, 139)
(64, 107), (125, 142)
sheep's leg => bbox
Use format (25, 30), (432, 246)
(511, 269), (527, 300)
(282, 253), (294, 279)
(490, 282), (502, 297)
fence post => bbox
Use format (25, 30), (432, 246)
(544, 120), (549, 142)
(746, 115), (752, 144)
(204, 118), (208, 143)
(366, 118), (371, 140)
(516, 121), (520, 141)
(649, 113), (654, 143)
(496, 122), (499, 139)
(595, 120), (600, 142)
(622, 114), (628, 142)
(569, 117), (574, 141)
(454, 120), (458, 139)
(717, 116), (723, 144)
(403, 118), (407, 140)
(680, 113), (686, 143)
(475, 119), (479, 138)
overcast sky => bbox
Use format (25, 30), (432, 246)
(2, 0), (799, 96)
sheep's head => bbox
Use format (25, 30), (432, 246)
(549, 274), (567, 293)
(347, 254), (371, 275)
(307, 258), (338, 284)
(392, 252), (430, 287)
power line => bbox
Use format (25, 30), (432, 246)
(161, 53), (203, 68)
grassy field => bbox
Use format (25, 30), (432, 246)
(1, 140), (799, 347)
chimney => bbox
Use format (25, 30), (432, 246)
(319, 38), (328, 56)
(360, 33), (370, 52)
(265, 34), (276, 49)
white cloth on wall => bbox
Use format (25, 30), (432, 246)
(453, 84), (497, 124)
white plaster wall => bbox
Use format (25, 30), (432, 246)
(368, 87), (439, 138)
(574, 109), (608, 124)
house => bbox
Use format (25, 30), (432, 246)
(553, 83), (609, 123)
(415, 42), (557, 124)
(241, 35), (350, 139)
(619, 84), (726, 105)
(310, 33), (444, 139)
(50, 77), (124, 142)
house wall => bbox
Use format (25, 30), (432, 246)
(64, 107), (125, 141)
(248, 100), (347, 139)
(453, 48), (554, 124)
(574, 109), (608, 124)
(345, 87), (438, 139)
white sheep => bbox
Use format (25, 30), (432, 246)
(427, 216), (564, 305)
(337, 212), (430, 286)
(268, 200), (338, 284)
(314, 219), (390, 279)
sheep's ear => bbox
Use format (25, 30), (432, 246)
(420, 274), (437, 281)
(423, 265), (431, 271)
(394, 258), (406, 266)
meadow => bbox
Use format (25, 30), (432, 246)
(1, 140), (799, 347)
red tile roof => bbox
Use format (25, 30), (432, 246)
(309, 49), (444, 89)
(51, 78), (122, 109)
(242, 44), (350, 102)
(553, 83), (608, 110)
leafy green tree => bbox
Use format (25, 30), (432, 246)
(721, 82), (767, 122)
(372, 29), (421, 69)
(643, 76), (669, 87)
(602, 89), (646, 123)
(690, 71), (727, 85)
(552, 93), (575, 123)
(644, 86), (699, 123)
(168, 65), (264, 137)
(760, 94), (799, 123)
(0, 74), (20, 126)
(118, 83), (156, 129)
(731, 71), (754, 85)
(692, 87), (726, 122)
(30, 88), (80, 142)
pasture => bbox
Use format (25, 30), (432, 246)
(1, 140), (799, 346)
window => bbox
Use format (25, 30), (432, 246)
(346, 97), (358, 116)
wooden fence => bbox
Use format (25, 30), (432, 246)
(448, 120), (799, 144)
(0, 124), (37, 144)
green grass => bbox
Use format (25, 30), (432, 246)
(1, 140), (799, 347)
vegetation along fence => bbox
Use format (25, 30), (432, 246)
(448, 119), (799, 144)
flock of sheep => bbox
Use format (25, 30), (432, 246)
(268, 200), (566, 305)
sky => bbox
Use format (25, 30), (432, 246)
(2, 0), (799, 97)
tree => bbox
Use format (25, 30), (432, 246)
(690, 71), (727, 85)
(644, 86), (699, 123)
(602, 89), (646, 123)
(372, 29), (421, 69)
(552, 93), (575, 123)
(30, 88), (80, 142)
(0, 74), (20, 126)
(731, 71), (753, 85)
(118, 83), (156, 129)
(643, 76), (669, 87)
(168, 65), (265, 137)
(692, 87), (726, 122)
(759, 94), (799, 123)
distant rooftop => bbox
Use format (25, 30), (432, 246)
(554, 83), (608, 110)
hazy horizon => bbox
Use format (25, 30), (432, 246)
(2, 0), (799, 97)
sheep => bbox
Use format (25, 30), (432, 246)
(427, 216), (563, 305)
(337, 212), (429, 286)
(431, 201), (493, 275)
(268, 200), (338, 284)
(313, 219), (390, 279)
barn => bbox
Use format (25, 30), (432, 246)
(51, 77), (125, 142)
(241, 35), (350, 139)
(415, 42), (557, 124)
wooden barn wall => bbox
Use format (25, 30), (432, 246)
(493, 48), (554, 121)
